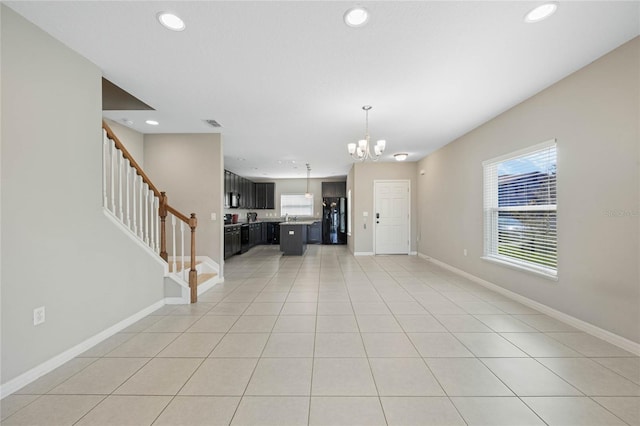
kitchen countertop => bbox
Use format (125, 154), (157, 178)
(224, 219), (320, 227)
(279, 220), (319, 226)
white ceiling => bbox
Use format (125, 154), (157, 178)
(6, 1), (639, 179)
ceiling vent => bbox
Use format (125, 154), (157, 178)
(204, 119), (222, 128)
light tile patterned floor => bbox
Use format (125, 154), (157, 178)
(2, 245), (639, 425)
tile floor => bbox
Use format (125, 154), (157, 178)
(2, 245), (639, 425)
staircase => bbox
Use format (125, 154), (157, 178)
(164, 256), (219, 303)
(102, 120), (219, 303)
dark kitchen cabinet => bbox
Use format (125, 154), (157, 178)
(225, 169), (265, 209)
(265, 183), (275, 209)
(249, 182), (255, 209)
(239, 177), (245, 208)
(307, 221), (322, 244)
(224, 227), (232, 258)
(244, 179), (250, 208)
(224, 225), (242, 259)
(322, 181), (346, 198)
(255, 182), (275, 209)
(249, 223), (260, 246)
(280, 224), (307, 256)
(224, 170), (231, 207)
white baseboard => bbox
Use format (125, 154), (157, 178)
(164, 297), (188, 305)
(409, 251), (417, 256)
(0, 299), (165, 399)
(418, 253), (640, 356)
(354, 252), (374, 256)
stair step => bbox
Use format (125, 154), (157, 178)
(197, 272), (217, 286)
(168, 260), (203, 273)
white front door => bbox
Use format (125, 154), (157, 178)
(374, 180), (410, 254)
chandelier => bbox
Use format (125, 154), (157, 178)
(347, 105), (386, 161)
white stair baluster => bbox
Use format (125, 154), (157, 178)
(154, 197), (160, 253)
(132, 171), (138, 236)
(149, 189), (155, 251)
(110, 139), (116, 213)
(102, 130), (108, 208)
(125, 159), (131, 228)
(138, 176), (144, 239)
(180, 221), (186, 281)
(118, 150), (124, 221)
(171, 214), (177, 274)
(143, 183), (150, 245)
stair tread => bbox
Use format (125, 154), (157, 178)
(197, 272), (217, 285)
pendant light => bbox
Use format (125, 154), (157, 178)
(305, 163), (312, 198)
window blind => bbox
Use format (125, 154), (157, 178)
(483, 139), (557, 276)
(281, 194), (314, 217)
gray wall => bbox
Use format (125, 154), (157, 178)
(350, 162), (418, 254)
(1, 7), (165, 384)
(417, 37), (639, 343)
(143, 134), (224, 266)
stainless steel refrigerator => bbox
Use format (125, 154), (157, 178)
(322, 197), (347, 244)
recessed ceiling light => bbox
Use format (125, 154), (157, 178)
(121, 118), (134, 126)
(394, 153), (408, 161)
(524, 2), (558, 23)
(157, 12), (186, 31)
(344, 7), (369, 28)
(145, 120), (159, 126)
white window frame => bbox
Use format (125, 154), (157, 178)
(280, 193), (314, 217)
(482, 139), (558, 280)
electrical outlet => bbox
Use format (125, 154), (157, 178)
(33, 306), (45, 326)
(210, 213), (216, 221)
(463, 249), (468, 257)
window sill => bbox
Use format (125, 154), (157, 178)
(481, 256), (558, 281)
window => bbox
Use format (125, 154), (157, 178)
(483, 139), (557, 278)
(281, 194), (313, 217)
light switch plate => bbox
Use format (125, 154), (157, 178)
(33, 306), (45, 326)
(363, 212), (368, 217)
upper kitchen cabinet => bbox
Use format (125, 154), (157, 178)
(224, 169), (274, 210)
(322, 181), (346, 198)
(255, 182), (275, 209)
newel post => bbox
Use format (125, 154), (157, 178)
(159, 192), (168, 261)
(189, 213), (198, 303)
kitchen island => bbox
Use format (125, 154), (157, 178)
(280, 221), (318, 256)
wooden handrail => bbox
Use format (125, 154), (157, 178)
(103, 121), (199, 303)
(166, 204), (190, 224)
(102, 120), (161, 197)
